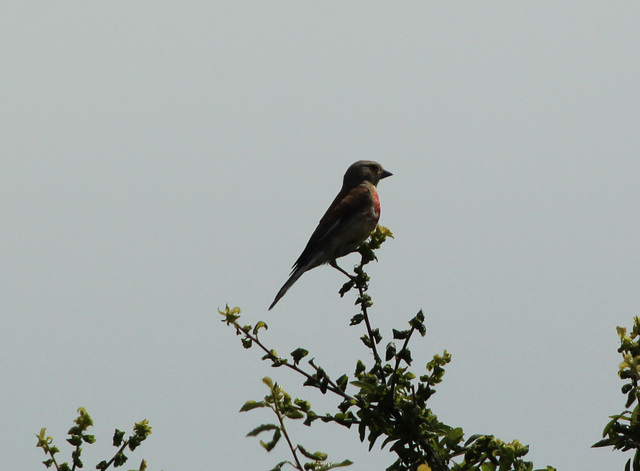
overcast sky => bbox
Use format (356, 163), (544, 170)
(2, 3), (639, 470)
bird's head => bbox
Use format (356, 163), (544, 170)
(343, 160), (392, 188)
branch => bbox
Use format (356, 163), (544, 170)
(270, 384), (304, 470)
(355, 273), (382, 367)
(227, 317), (354, 402)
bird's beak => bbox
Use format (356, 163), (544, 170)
(381, 169), (393, 179)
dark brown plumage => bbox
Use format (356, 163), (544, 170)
(269, 160), (392, 310)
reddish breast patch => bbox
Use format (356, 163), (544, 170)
(371, 189), (381, 221)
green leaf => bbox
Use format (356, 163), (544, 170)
(253, 321), (268, 335)
(246, 423), (278, 437)
(227, 305), (241, 316)
(392, 329), (410, 340)
(67, 436), (82, 446)
(303, 376), (319, 388)
(627, 389), (637, 408)
(294, 398), (311, 412)
(356, 294), (373, 308)
(129, 435), (142, 451)
(260, 427), (281, 451)
(314, 460), (354, 470)
(360, 335), (373, 348)
(358, 421), (366, 442)
(340, 280), (355, 296)
(592, 437), (617, 448)
(113, 429), (126, 447)
(297, 443), (328, 461)
(262, 351), (279, 362)
(284, 409), (305, 419)
(303, 410), (318, 426)
(291, 348), (309, 365)
(219, 305), (241, 323)
(133, 419), (151, 438)
(410, 310), (427, 336)
(600, 414), (624, 439)
(350, 381), (377, 393)
(239, 400), (266, 412)
(377, 225), (394, 238)
(35, 428), (48, 446)
(74, 407), (94, 429)
(336, 374), (349, 392)
(114, 451), (128, 467)
(634, 449), (640, 471)
(333, 412), (355, 426)
(465, 434), (484, 446)
(398, 348), (413, 365)
(367, 428), (383, 450)
(71, 453), (83, 469)
(445, 427), (464, 446)
(268, 461), (287, 471)
(270, 357), (287, 367)
(385, 342), (396, 361)
(262, 377), (274, 388)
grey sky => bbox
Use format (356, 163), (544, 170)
(2, 3), (639, 470)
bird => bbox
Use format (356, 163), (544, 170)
(269, 160), (392, 310)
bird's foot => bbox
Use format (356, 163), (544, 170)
(330, 260), (356, 280)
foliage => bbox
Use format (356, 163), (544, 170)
(594, 317), (640, 470)
(36, 408), (151, 471)
(221, 225), (556, 471)
(242, 377), (353, 471)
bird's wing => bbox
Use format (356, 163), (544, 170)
(291, 184), (372, 272)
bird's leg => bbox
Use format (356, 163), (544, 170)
(330, 260), (355, 280)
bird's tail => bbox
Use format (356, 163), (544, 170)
(268, 266), (306, 310)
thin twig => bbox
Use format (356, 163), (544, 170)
(232, 322), (354, 402)
(333, 261), (383, 366)
(97, 439), (131, 470)
(388, 324), (416, 395)
(358, 282), (382, 366)
(270, 385), (304, 470)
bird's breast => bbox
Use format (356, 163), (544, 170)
(369, 188), (381, 221)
